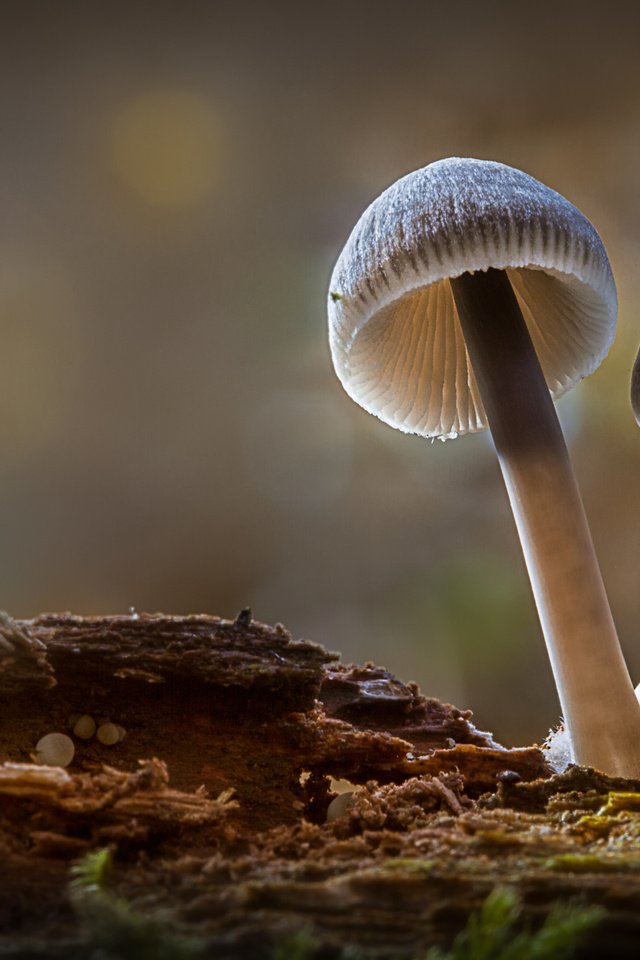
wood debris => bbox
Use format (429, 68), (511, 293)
(3, 611), (635, 958)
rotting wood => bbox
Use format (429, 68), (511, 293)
(2, 612), (638, 959)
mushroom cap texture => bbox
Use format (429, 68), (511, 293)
(328, 157), (617, 439)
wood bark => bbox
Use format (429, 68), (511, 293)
(0, 612), (638, 958)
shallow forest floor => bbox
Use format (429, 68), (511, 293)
(0, 611), (639, 959)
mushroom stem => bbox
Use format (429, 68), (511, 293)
(450, 268), (640, 777)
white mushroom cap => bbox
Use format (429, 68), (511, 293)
(34, 732), (75, 767)
(73, 714), (96, 740)
(326, 791), (355, 822)
(97, 722), (121, 745)
(328, 158), (617, 439)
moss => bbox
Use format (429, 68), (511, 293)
(70, 849), (204, 960)
(382, 858), (436, 874)
(543, 853), (607, 873)
(543, 852), (640, 873)
(425, 887), (603, 960)
(265, 889), (603, 960)
(271, 928), (317, 959)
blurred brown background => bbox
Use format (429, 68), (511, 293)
(1, 1), (639, 746)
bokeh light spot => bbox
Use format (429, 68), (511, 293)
(0, 254), (78, 466)
(110, 89), (221, 207)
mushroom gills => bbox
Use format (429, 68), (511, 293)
(347, 267), (601, 440)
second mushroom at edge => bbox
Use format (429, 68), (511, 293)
(328, 157), (640, 778)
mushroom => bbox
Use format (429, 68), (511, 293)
(326, 791), (355, 822)
(328, 157), (640, 777)
(34, 732), (75, 767)
(72, 714), (96, 740)
(96, 722), (122, 745)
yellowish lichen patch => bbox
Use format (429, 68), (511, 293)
(597, 792), (640, 816)
(574, 814), (616, 838)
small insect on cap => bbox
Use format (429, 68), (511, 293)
(328, 158), (617, 439)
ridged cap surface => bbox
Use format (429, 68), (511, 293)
(328, 158), (617, 439)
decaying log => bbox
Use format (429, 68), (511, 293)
(1, 611), (638, 958)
